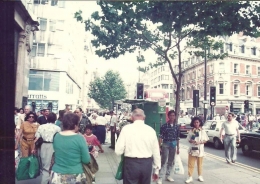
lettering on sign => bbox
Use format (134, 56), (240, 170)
(28, 94), (47, 99)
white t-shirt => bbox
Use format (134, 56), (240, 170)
(221, 120), (239, 135)
(96, 116), (107, 126)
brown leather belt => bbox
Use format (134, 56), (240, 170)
(22, 136), (36, 141)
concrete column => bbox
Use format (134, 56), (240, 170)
(15, 31), (26, 108)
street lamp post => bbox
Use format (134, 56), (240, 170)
(204, 46), (207, 122)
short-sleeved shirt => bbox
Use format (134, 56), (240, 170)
(221, 120), (239, 135)
(159, 123), (180, 142)
(35, 123), (61, 142)
(20, 121), (40, 139)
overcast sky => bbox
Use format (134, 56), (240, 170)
(74, 1), (158, 85)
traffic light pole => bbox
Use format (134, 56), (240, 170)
(204, 47), (207, 122)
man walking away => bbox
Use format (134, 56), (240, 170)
(157, 110), (180, 184)
(220, 112), (240, 164)
(115, 108), (161, 184)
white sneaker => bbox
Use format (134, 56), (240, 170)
(185, 177), (193, 183)
(166, 176), (174, 182)
(157, 178), (162, 184)
(198, 176), (204, 182)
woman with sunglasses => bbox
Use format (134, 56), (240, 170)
(15, 111), (40, 157)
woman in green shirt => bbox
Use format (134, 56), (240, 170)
(51, 112), (90, 184)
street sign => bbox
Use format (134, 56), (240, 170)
(203, 100), (208, 104)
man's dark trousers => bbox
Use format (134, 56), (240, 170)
(123, 157), (153, 184)
(110, 126), (115, 148)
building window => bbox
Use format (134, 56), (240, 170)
(49, 20), (56, 32)
(258, 67), (260, 76)
(170, 93), (173, 99)
(234, 63), (238, 74)
(38, 43), (45, 57)
(161, 75), (164, 80)
(66, 81), (73, 94)
(219, 63), (225, 73)
(162, 84), (168, 89)
(58, 0), (65, 8)
(246, 65), (250, 75)
(251, 47), (256, 55)
(165, 75), (169, 80)
(258, 86), (260, 97)
(31, 43), (37, 57)
(170, 84), (173, 89)
(39, 18), (47, 31)
(51, 0), (58, 6)
(34, 0), (48, 5)
(246, 85), (251, 96)
(239, 45), (245, 53)
(234, 84), (239, 95)
(219, 83), (224, 94)
(226, 43), (232, 52)
(29, 70), (60, 91)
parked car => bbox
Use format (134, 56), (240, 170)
(178, 117), (192, 136)
(203, 120), (247, 149)
(239, 129), (260, 156)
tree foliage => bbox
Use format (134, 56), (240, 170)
(88, 70), (127, 110)
(77, 1), (260, 117)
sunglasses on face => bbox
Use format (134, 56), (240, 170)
(28, 116), (34, 118)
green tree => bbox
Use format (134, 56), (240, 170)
(88, 70), (127, 109)
(77, 1), (260, 117)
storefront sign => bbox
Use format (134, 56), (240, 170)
(28, 94), (47, 99)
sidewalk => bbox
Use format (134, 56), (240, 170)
(96, 144), (260, 184)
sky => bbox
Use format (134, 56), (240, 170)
(74, 1), (157, 85)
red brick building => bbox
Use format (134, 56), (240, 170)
(173, 34), (260, 115)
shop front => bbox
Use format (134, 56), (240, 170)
(27, 92), (60, 114)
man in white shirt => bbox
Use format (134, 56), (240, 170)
(16, 105), (31, 130)
(115, 108), (161, 184)
(109, 111), (117, 149)
(220, 112), (240, 164)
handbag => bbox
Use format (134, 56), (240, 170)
(16, 157), (30, 180)
(115, 154), (124, 180)
(35, 137), (43, 149)
(190, 146), (200, 157)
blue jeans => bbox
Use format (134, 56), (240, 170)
(159, 143), (176, 178)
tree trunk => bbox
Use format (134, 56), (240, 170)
(175, 82), (181, 121)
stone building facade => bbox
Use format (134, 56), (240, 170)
(14, 0), (39, 108)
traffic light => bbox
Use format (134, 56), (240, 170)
(209, 86), (216, 106)
(136, 83), (144, 99)
(230, 102), (233, 112)
(244, 100), (249, 109)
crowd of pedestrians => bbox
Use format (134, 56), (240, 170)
(14, 105), (132, 184)
(15, 104), (252, 184)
